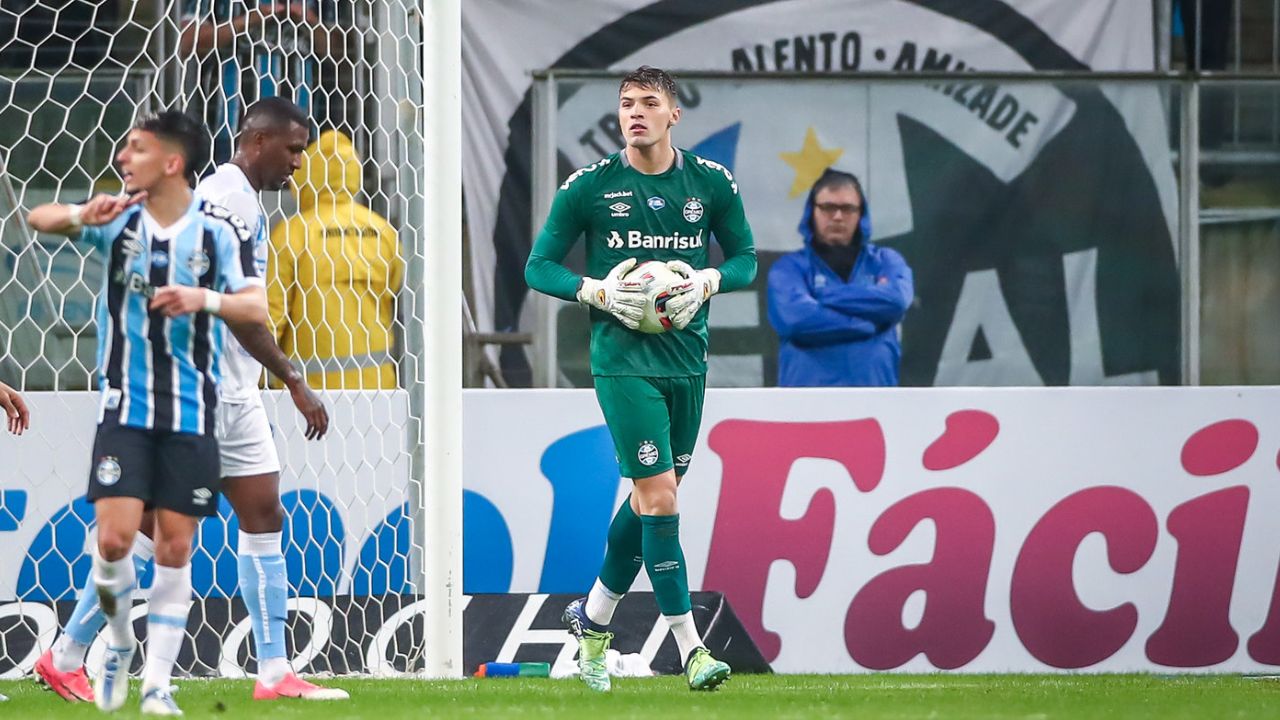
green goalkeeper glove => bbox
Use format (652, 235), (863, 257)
(577, 258), (646, 330)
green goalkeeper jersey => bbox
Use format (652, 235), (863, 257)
(526, 149), (757, 377)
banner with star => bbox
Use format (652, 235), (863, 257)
(463, 0), (1177, 387)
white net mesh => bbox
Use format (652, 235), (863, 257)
(0, 1), (429, 677)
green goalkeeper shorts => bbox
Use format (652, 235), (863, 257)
(593, 374), (706, 479)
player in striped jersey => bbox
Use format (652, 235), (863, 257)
(28, 111), (267, 716)
(33, 100), (344, 705)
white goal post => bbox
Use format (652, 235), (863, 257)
(421, 0), (464, 679)
(0, 0), (461, 678)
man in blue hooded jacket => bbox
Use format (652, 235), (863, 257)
(767, 169), (913, 386)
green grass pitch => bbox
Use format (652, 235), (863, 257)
(2, 674), (1278, 718)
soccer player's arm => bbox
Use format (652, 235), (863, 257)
(27, 194), (143, 242)
(524, 183), (587, 302)
(149, 260), (268, 324)
(204, 220), (267, 324)
(812, 248), (914, 326)
(767, 256), (878, 346)
(267, 217), (300, 347)
(258, 218), (326, 437)
(215, 192), (313, 390)
(709, 179), (758, 293)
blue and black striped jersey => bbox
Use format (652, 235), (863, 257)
(78, 197), (259, 435)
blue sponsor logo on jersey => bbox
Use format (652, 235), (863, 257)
(151, 250), (169, 268)
(647, 196), (666, 210)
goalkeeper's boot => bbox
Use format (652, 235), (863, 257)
(254, 673), (350, 701)
(35, 648), (94, 702)
(94, 642), (135, 712)
(684, 647), (730, 691)
(562, 598), (613, 692)
(140, 685), (182, 716)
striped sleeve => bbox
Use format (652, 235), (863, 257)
(210, 189), (267, 285)
(212, 222), (251, 293)
(76, 211), (133, 254)
(201, 207), (254, 293)
(201, 201), (260, 285)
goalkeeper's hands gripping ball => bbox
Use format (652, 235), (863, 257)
(663, 260), (721, 330)
(577, 257), (647, 330)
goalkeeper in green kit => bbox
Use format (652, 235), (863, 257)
(525, 66), (756, 692)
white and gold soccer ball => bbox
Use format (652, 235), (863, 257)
(623, 260), (682, 334)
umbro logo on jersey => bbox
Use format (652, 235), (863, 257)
(609, 202), (631, 217)
(647, 196), (666, 210)
(121, 226), (144, 258)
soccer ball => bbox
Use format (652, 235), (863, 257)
(623, 260), (682, 334)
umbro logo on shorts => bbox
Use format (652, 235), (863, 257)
(192, 487), (212, 506)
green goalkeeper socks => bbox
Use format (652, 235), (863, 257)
(597, 501), (694, 617)
(598, 495), (644, 595)
(641, 513), (692, 616)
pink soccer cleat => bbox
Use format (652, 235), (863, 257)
(34, 649), (94, 703)
(253, 673), (349, 701)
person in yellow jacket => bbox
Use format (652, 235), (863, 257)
(269, 130), (403, 389)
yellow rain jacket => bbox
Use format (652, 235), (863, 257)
(269, 130), (403, 389)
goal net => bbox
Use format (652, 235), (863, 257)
(0, 0), (432, 678)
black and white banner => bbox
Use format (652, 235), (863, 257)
(461, 0), (1178, 387)
(0, 592), (770, 678)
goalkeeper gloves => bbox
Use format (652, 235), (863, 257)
(577, 257), (646, 330)
(664, 260), (721, 330)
